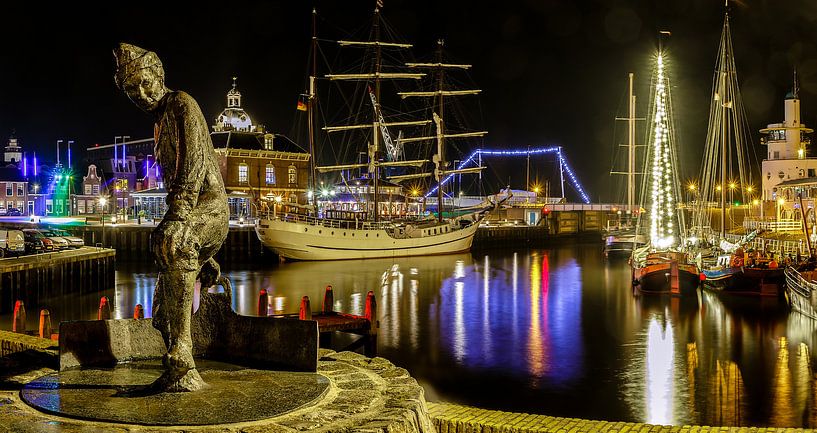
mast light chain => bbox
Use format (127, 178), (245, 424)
(650, 53), (676, 249)
(425, 147), (591, 204)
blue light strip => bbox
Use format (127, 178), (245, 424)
(425, 147), (591, 204)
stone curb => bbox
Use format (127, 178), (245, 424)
(0, 349), (434, 433)
(427, 402), (816, 433)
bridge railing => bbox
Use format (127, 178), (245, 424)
(742, 217), (804, 233)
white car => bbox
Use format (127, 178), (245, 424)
(48, 229), (84, 248)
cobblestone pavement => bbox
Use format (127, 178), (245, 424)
(428, 402), (817, 433)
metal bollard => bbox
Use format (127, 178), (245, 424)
(257, 289), (269, 316)
(322, 285), (334, 314)
(299, 296), (312, 320)
(39, 309), (52, 339)
(364, 291), (378, 335)
(98, 296), (111, 320)
(13, 300), (26, 334)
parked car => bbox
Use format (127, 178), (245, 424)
(0, 229), (25, 257)
(6, 208), (22, 216)
(47, 229), (84, 248)
(38, 230), (70, 250)
(23, 230), (53, 253)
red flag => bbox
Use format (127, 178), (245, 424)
(296, 99), (307, 111)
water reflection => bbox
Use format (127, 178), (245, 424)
(5, 245), (817, 427)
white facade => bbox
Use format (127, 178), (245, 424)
(760, 90), (815, 202)
(4, 136), (22, 164)
(212, 77), (259, 133)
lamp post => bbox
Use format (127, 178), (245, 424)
(56, 139), (63, 166)
(777, 197), (785, 232)
(98, 197), (108, 247)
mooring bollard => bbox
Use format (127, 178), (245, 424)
(98, 296), (111, 320)
(257, 289), (269, 316)
(133, 304), (144, 319)
(299, 295), (312, 320)
(39, 309), (52, 339)
(12, 300), (26, 334)
(322, 285), (334, 314)
(364, 291), (378, 335)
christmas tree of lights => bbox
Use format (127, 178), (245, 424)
(649, 54), (677, 249)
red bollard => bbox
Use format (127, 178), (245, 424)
(299, 296), (312, 320)
(39, 309), (52, 339)
(133, 304), (144, 319)
(98, 296), (111, 320)
(257, 289), (269, 316)
(12, 300), (26, 333)
(322, 285), (334, 314)
(364, 291), (378, 335)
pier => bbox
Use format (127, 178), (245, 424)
(0, 247), (115, 316)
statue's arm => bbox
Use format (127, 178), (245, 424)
(164, 93), (207, 222)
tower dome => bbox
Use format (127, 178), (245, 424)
(213, 77), (255, 132)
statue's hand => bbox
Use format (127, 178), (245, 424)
(152, 220), (198, 271)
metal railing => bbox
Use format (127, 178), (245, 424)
(743, 217), (804, 233)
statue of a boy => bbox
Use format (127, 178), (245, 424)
(114, 43), (229, 392)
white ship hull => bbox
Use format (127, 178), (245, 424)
(255, 216), (482, 261)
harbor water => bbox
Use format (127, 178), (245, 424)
(2, 242), (815, 428)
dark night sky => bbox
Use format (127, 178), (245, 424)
(2, 1), (817, 201)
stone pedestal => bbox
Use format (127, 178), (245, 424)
(2, 349), (435, 433)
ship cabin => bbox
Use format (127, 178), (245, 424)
(317, 176), (422, 220)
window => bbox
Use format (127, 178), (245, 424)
(17, 184), (23, 196)
(78, 201), (86, 214)
(773, 151), (780, 159)
(5, 184), (11, 196)
(85, 185), (92, 195)
(288, 164), (297, 185)
(238, 164), (248, 183)
(809, 169), (816, 178)
(265, 164), (275, 185)
(92, 185), (100, 195)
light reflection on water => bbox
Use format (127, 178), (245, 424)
(5, 244), (817, 427)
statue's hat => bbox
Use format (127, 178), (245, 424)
(114, 43), (162, 89)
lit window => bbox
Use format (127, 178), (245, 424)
(17, 184), (24, 196)
(288, 164), (297, 184)
(85, 185), (92, 195)
(238, 164), (248, 183)
(92, 185), (100, 195)
(266, 164), (275, 185)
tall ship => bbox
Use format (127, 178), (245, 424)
(690, 9), (784, 296)
(630, 34), (700, 296)
(255, 4), (494, 261)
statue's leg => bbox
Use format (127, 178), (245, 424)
(150, 269), (204, 392)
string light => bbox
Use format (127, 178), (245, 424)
(426, 147), (591, 204)
(649, 53), (677, 249)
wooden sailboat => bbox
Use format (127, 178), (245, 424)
(605, 72), (646, 257)
(630, 34), (700, 296)
(692, 9), (784, 296)
(254, 4), (494, 261)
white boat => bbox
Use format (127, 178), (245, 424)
(255, 5), (491, 261)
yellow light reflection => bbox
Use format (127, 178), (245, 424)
(707, 360), (744, 427)
(527, 253), (545, 379)
(770, 337), (793, 427)
(646, 317), (675, 425)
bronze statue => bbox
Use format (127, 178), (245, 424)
(114, 43), (229, 392)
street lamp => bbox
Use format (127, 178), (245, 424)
(98, 196), (108, 247)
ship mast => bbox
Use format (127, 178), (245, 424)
(308, 8), (318, 204)
(320, 1), (428, 222)
(400, 40), (487, 222)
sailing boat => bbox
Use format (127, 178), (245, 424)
(630, 35), (700, 296)
(605, 72), (646, 257)
(254, 5), (494, 261)
(691, 10), (784, 296)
